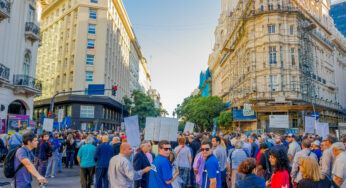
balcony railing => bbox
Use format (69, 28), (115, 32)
(0, 63), (10, 81)
(25, 22), (40, 42)
(0, 0), (10, 22)
(13, 74), (42, 91)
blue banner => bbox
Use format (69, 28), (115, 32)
(212, 118), (217, 136)
(232, 109), (256, 120)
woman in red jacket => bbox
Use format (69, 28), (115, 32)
(266, 147), (290, 188)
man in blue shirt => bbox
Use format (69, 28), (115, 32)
(9, 128), (22, 150)
(149, 140), (179, 188)
(311, 140), (322, 162)
(201, 139), (222, 188)
(77, 135), (97, 188)
(94, 135), (113, 188)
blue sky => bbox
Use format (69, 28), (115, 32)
(123, 0), (221, 115)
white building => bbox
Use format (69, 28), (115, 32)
(138, 57), (151, 93)
(0, 0), (41, 124)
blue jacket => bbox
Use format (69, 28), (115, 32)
(39, 141), (49, 160)
(94, 143), (114, 168)
(235, 174), (266, 188)
(133, 150), (151, 188)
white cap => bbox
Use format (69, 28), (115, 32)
(312, 140), (320, 146)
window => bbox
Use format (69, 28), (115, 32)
(89, 9), (97, 19)
(71, 54), (75, 65)
(86, 55), (94, 65)
(57, 76), (60, 86)
(23, 51), (31, 76)
(90, 0), (98, 3)
(291, 77), (296, 90)
(63, 74), (66, 84)
(260, 4), (264, 11)
(291, 48), (295, 66)
(281, 76), (285, 91)
(268, 25), (275, 34)
(85, 71), (93, 82)
(80, 105), (94, 118)
(290, 25), (294, 35)
(268, 4), (274, 10)
(70, 72), (74, 82)
(28, 6), (35, 22)
(64, 58), (68, 67)
(270, 75), (278, 91)
(269, 46), (277, 64)
(88, 24), (96, 34)
(87, 39), (95, 49)
(277, 3), (281, 9)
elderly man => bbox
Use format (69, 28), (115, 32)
(94, 135), (114, 188)
(133, 141), (151, 188)
(108, 143), (151, 188)
(287, 134), (301, 166)
(227, 140), (248, 188)
(331, 142), (346, 187)
(77, 136), (97, 188)
(320, 134), (337, 176)
(112, 136), (121, 156)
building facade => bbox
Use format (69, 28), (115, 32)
(0, 0), (42, 127)
(198, 68), (212, 97)
(148, 89), (162, 109)
(209, 0), (346, 132)
(34, 0), (144, 130)
(330, 0), (346, 37)
(138, 57), (151, 93)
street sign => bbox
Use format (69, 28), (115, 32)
(87, 84), (105, 95)
(310, 111), (320, 120)
(58, 109), (64, 123)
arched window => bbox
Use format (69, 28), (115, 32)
(24, 51), (31, 76)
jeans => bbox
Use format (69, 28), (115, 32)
(80, 167), (95, 188)
(57, 152), (63, 171)
(45, 151), (58, 177)
(95, 167), (108, 188)
(38, 159), (47, 176)
(65, 150), (75, 168)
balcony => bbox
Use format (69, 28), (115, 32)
(0, 0), (10, 22)
(13, 74), (42, 96)
(0, 63), (10, 83)
(25, 22), (40, 42)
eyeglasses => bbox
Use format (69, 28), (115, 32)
(163, 147), (171, 151)
(201, 148), (210, 152)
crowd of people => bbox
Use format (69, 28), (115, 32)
(3, 127), (346, 188)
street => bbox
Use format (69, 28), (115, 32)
(0, 165), (83, 188)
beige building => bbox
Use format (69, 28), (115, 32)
(209, 0), (346, 132)
(0, 0), (42, 123)
(139, 57), (151, 93)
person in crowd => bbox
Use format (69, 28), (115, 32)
(112, 136), (121, 156)
(266, 147), (290, 188)
(77, 135), (97, 188)
(45, 132), (59, 178)
(320, 134), (337, 176)
(201, 139), (222, 188)
(212, 136), (227, 188)
(94, 135), (114, 188)
(189, 134), (201, 157)
(291, 138), (318, 185)
(168, 151), (181, 188)
(149, 140), (179, 187)
(249, 135), (258, 158)
(174, 137), (192, 188)
(12, 132), (46, 188)
(235, 158), (265, 188)
(193, 150), (205, 188)
(273, 137), (287, 153)
(331, 142), (346, 187)
(311, 140), (322, 162)
(65, 134), (76, 168)
(242, 135), (252, 157)
(297, 157), (331, 188)
(320, 140), (327, 152)
(38, 132), (50, 176)
(287, 133), (301, 166)
(145, 142), (155, 163)
(257, 143), (272, 181)
(9, 128), (23, 150)
(133, 141), (151, 188)
(227, 140), (248, 188)
(108, 142), (151, 187)
(57, 133), (65, 173)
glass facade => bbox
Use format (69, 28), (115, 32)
(330, 1), (346, 37)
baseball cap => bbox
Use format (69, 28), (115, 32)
(288, 133), (295, 137)
(312, 140), (320, 146)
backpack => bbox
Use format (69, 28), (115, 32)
(49, 138), (57, 152)
(3, 146), (24, 178)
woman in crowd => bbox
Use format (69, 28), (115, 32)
(297, 157), (331, 188)
(267, 147), (290, 188)
(235, 158), (266, 188)
(174, 137), (192, 188)
(65, 134), (76, 168)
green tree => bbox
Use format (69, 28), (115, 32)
(216, 111), (233, 127)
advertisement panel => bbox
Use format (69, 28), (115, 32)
(7, 114), (29, 135)
(269, 115), (289, 128)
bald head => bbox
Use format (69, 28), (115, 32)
(102, 135), (109, 143)
(120, 143), (133, 157)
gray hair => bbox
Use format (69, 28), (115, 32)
(140, 141), (151, 148)
(85, 135), (94, 144)
(235, 140), (244, 149)
(332, 142), (345, 151)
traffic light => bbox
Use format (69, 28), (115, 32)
(112, 85), (118, 96)
(48, 111), (52, 118)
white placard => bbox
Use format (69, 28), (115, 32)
(243, 104), (255, 116)
(269, 115), (289, 128)
(317, 122), (329, 139)
(124, 115), (141, 148)
(184, 122), (195, 133)
(305, 116), (315, 134)
(145, 117), (178, 141)
(339, 123), (346, 135)
(168, 118), (178, 141)
(81, 123), (87, 130)
(159, 117), (169, 141)
(144, 117), (157, 141)
(58, 109), (64, 123)
(43, 118), (53, 132)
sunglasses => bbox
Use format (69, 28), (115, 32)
(163, 147), (171, 151)
(201, 148), (210, 152)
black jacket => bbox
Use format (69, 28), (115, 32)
(133, 150), (151, 188)
(112, 143), (121, 156)
(190, 139), (201, 157)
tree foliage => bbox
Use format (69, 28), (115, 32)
(216, 111), (233, 127)
(174, 95), (224, 131)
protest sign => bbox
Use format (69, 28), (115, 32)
(124, 115), (141, 148)
(269, 115), (289, 128)
(43, 118), (53, 132)
(305, 116), (315, 134)
(184, 122), (195, 133)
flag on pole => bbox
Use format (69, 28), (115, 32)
(212, 118), (217, 137)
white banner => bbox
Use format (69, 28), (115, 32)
(339, 123), (346, 135)
(317, 122), (329, 139)
(58, 109), (64, 123)
(243, 104), (255, 116)
(145, 117), (159, 141)
(144, 117), (178, 141)
(124, 115), (141, 148)
(43, 118), (53, 132)
(269, 115), (289, 128)
(305, 116), (315, 134)
(81, 123), (87, 131)
(184, 122), (195, 133)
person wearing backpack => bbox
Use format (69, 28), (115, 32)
(9, 128), (22, 150)
(257, 143), (272, 181)
(227, 140), (248, 188)
(45, 133), (59, 178)
(38, 133), (50, 176)
(9, 132), (46, 187)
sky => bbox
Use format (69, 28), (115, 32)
(123, 0), (221, 116)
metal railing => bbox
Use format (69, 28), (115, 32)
(0, 63), (10, 80)
(25, 22), (40, 36)
(13, 74), (42, 91)
(0, 0), (10, 16)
